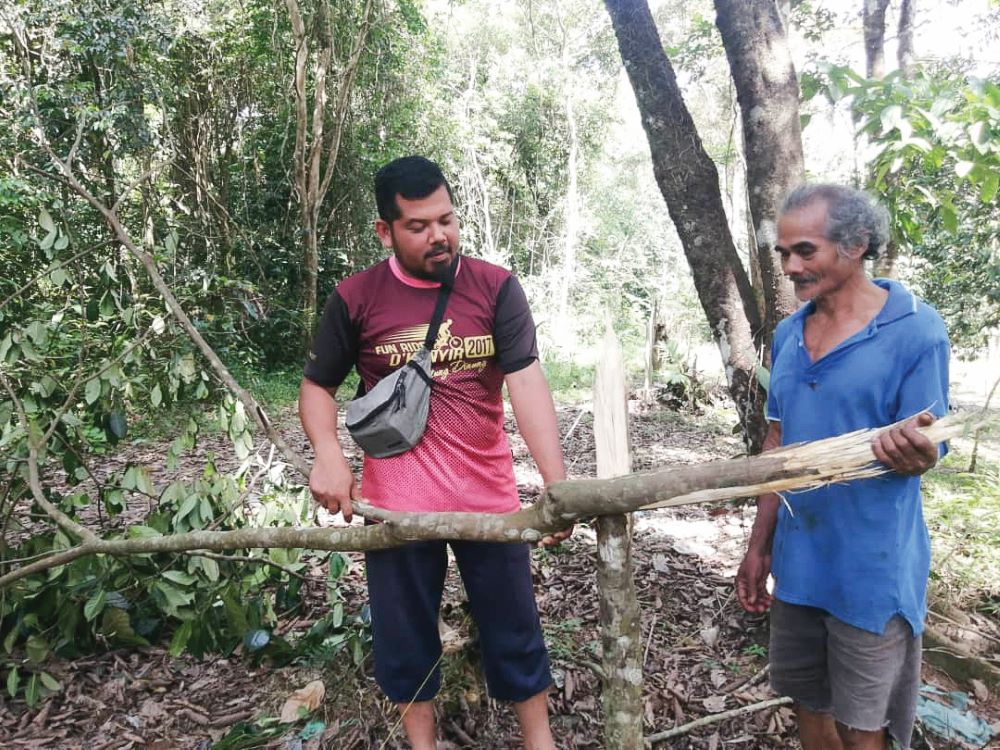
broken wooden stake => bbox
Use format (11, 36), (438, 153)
(594, 324), (644, 750)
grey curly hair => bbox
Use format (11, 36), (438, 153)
(780, 184), (890, 260)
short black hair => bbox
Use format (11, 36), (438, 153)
(374, 155), (453, 222)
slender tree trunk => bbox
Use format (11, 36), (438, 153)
(863, 0), (891, 79)
(557, 90), (579, 336)
(897, 0), (916, 77)
(874, 234), (900, 278)
(286, 0), (316, 337)
(285, 0), (375, 341)
(714, 0), (801, 351)
(643, 297), (659, 401)
(594, 326), (643, 749)
(603, 0), (767, 452)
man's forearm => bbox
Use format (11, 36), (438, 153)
(298, 379), (346, 462)
(505, 362), (566, 484)
(746, 420), (783, 554)
(747, 492), (780, 554)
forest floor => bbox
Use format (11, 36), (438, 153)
(1, 372), (998, 749)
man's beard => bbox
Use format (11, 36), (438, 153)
(393, 237), (459, 282)
(425, 246), (459, 283)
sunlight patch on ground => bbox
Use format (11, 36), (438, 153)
(635, 509), (753, 579)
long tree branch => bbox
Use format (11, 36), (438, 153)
(45, 162), (311, 478)
(1, 412), (985, 590)
(181, 551), (309, 582)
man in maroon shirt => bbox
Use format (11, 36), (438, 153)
(299, 156), (569, 749)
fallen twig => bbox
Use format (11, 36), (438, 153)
(645, 695), (793, 744)
(448, 719), (477, 746)
(928, 608), (1000, 646)
(182, 551), (310, 582)
(723, 663), (770, 694)
(207, 709), (255, 728)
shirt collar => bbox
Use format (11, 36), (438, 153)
(872, 278), (918, 325)
(787, 277), (917, 329)
(388, 255), (463, 289)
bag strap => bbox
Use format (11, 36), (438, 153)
(423, 259), (457, 350)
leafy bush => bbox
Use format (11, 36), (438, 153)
(803, 64), (1000, 354)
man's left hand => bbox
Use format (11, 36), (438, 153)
(871, 411), (939, 476)
(538, 525), (574, 548)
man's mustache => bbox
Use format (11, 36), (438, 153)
(424, 243), (451, 259)
(789, 274), (818, 284)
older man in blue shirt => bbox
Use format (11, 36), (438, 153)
(737, 185), (950, 750)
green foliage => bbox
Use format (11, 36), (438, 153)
(923, 453), (1000, 615)
(664, 11), (723, 78)
(788, 2), (837, 44)
(207, 720), (288, 750)
(2, 0), (441, 373)
(651, 339), (712, 412)
(0, 463), (368, 705)
(539, 357), (595, 403)
(0, 0), (414, 690)
(803, 63), (1000, 353)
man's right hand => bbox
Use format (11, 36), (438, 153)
(309, 453), (358, 523)
(736, 548), (773, 613)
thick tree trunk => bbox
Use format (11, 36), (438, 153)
(862, 0), (891, 79)
(594, 327), (643, 749)
(603, 0), (767, 452)
(714, 0), (801, 347)
(897, 0), (916, 77)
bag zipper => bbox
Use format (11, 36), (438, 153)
(346, 370), (407, 429)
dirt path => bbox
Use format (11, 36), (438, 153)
(1, 397), (997, 749)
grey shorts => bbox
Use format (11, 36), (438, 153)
(769, 599), (921, 749)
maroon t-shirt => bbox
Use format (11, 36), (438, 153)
(305, 256), (538, 513)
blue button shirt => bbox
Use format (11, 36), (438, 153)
(767, 279), (950, 635)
